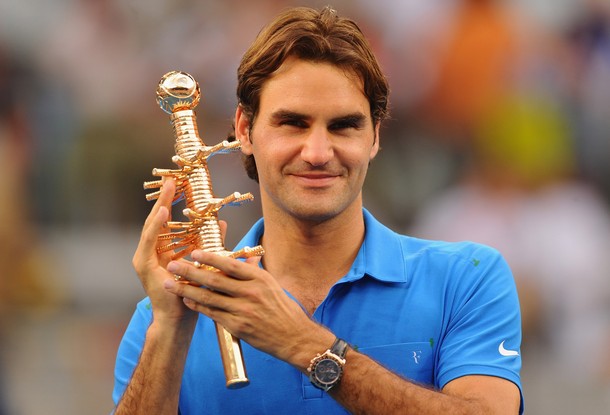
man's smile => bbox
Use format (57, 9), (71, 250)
(288, 171), (343, 187)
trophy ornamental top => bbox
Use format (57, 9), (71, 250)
(157, 70), (201, 114)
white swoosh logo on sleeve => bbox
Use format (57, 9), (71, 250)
(498, 340), (519, 357)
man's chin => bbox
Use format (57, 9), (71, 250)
(285, 202), (348, 224)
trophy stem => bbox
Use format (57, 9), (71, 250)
(171, 109), (250, 389)
(216, 324), (250, 389)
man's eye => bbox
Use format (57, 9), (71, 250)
(330, 121), (358, 131)
(280, 119), (306, 128)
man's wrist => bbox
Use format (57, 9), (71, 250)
(279, 322), (336, 371)
(147, 315), (197, 346)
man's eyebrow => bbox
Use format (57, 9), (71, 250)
(270, 110), (308, 122)
(330, 113), (368, 126)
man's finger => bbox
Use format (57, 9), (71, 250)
(190, 250), (258, 281)
(245, 256), (262, 267)
(136, 206), (169, 261)
(166, 260), (199, 283)
(143, 178), (176, 231)
(219, 220), (228, 245)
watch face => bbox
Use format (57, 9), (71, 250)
(314, 358), (341, 384)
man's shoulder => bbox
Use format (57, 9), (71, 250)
(402, 235), (502, 262)
(364, 208), (502, 263)
(361, 209), (509, 287)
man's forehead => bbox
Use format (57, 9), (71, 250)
(266, 56), (364, 90)
(258, 57), (370, 116)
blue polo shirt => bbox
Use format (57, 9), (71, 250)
(113, 209), (523, 413)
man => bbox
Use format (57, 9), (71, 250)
(112, 6), (523, 414)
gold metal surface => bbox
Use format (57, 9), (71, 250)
(146, 70), (264, 389)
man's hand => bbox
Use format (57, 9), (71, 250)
(132, 178), (197, 327)
(163, 250), (333, 369)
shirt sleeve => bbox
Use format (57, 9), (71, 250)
(435, 243), (523, 411)
(112, 298), (154, 405)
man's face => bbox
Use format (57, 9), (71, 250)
(237, 57), (380, 223)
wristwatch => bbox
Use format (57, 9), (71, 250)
(307, 338), (348, 392)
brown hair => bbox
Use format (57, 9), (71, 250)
(230, 6), (390, 182)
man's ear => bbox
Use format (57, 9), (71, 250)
(370, 122), (381, 160)
(235, 105), (253, 155)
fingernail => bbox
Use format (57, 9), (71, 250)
(167, 261), (179, 273)
(163, 279), (176, 290)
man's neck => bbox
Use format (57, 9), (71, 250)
(260, 203), (365, 294)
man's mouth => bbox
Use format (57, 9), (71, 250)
(290, 172), (340, 187)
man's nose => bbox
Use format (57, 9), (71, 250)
(300, 128), (333, 166)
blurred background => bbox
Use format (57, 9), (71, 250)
(0, 0), (609, 413)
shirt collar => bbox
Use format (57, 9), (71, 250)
(349, 208), (407, 283)
(234, 208), (408, 284)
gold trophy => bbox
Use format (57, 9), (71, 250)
(144, 70), (264, 389)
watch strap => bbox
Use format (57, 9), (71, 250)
(330, 338), (349, 359)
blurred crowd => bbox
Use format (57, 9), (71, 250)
(1, 0), (610, 413)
